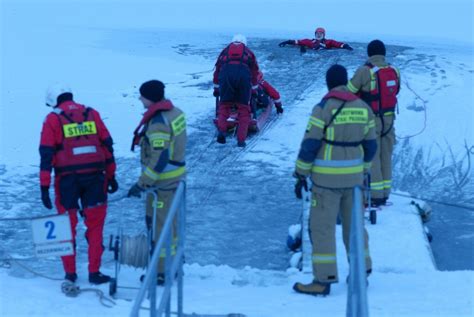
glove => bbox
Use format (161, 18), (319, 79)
(300, 46), (307, 54)
(213, 88), (219, 97)
(278, 40), (294, 47)
(275, 103), (284, 114)
(342, 44), (353, 51)
(41, 186), (52, 209)
(293, 173), (308, 200)
(127, 183), (144, 198)
(107, 177), (119, 194)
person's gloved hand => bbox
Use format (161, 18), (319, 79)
(127, 183), (144, 198)
(342, 44), (353, 51)
(300, 46), (307, 54)
(293, 172), (308, 199)
(278, 40), (294, 47)
(107, 177), (119, 194)
(275, 103), (284, 114)
(41, 186), (53, 209)
(213, 88), (219, 97)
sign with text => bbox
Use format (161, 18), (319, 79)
(31, 214), (73, 257)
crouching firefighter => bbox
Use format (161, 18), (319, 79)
(347, 39), (400, 207)
(127, 80), (187, 285)
(213, 34), (260, 147)
(39, 84), (118, 284)
(293, 65), (377, 296)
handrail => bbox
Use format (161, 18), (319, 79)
(130, 181), (186, 317)
(346, 186), (369, 317)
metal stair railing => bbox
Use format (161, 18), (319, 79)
(346, 186), (369, 317)
(130, 181), (186, 317)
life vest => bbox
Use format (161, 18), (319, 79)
(321, 90), (365, 147)
(54, 105), (106, 174)
(221, 42), (251, 66)
(360, 63), (399, 115)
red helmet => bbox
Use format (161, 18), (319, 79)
(315, 27), (326, 38)
(257, 71), (263, 81)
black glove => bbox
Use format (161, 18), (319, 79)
(275, 103), (284, 114)
(41, 186), (52, 209)
(107, 177), (119, 194)
(213, 88), (219, 97)
(342, 44), (353, 51)
(278, 40), (293, 47)
(300, 46), (307, 54)
(293, 173), (308, 199)
(127, 183), (144, 198)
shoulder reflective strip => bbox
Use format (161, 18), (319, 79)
(148, 132), (171, 141)
(323, 127), (334, 160)
(312, 253), (337, 264)
(347, 81), (358, 93)
(309, 116), (325, 129)
(252, 85), (259, 90)
(370, 181), (384, 190)
(53, 108), (62, 114)
(171, 114), (186, 136)
(313, 158), (363, 167)
(63, 121), (97, 138)
(312, 165), (363, 175)
(331, 108), (368, 125)
(72, 146), (97, 155)
(296, 160), (312, 171)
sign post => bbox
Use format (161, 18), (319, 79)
(31, 214), (73, 258)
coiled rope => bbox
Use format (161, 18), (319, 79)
(118, 233), (149, 269)
(61, 281), (116, 308)
(396, 79), (428, 140)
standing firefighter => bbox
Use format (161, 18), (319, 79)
(293, 65), (377, 296)
(128, 80), (186, 285)
(213, 34), (260, 147)
(347, 40), (400, 206)
(39, 84), (118, 284)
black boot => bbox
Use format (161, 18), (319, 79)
(237, 141), (246, 147)
(89, 272), (111, 285)
(140, 273), (166, 285)
(65, 273), (77, 283)
(293, 280), (331, 296)
(217, 133), (226, 144)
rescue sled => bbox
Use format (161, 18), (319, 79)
(213, 96), (274, 134)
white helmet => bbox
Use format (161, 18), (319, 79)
(232, 34), (247, 45)
(45, 83), (72, 107)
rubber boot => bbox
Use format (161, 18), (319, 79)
(89, 271), (111, 284)
(293, 280), (331, 296)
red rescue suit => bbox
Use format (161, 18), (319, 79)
(39, 100), (116, 274)
(295, 38), (346, 50)
(213, 42), (260, 143)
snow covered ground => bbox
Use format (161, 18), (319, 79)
(1, 0), (473, 316)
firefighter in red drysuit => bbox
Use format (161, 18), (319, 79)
(213, 34), (260, 147)
(255, 71), (284, 115)
(39, 84), (118, 284)
(279, 27), (353, 52)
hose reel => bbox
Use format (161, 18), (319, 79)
(109, 233), (149, 269)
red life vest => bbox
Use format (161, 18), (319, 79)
(360, 63), (399, 114)
(54, 105), (106, 174)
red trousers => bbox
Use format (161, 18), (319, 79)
(54, 173), (107, 274)
(217, 103), (251, 143)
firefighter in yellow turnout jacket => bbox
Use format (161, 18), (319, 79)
(293, 65), (377, 296)
(128, 80), (186, 285)
(347, 40), (400, 206)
